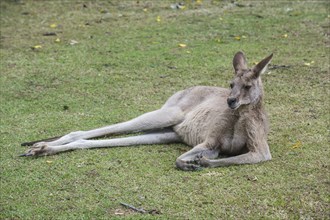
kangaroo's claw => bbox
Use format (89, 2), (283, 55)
(196, 156), (211, 167)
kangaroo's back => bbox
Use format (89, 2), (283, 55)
(163, 86), (230, 113)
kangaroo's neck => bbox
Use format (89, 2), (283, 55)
(237, 98), (269, 137)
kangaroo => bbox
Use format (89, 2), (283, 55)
(20, 51), (273, 171)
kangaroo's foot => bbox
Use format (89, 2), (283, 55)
(20, 142), (55, 157)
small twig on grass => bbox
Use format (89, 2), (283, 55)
(120, 202), (147, 214)
(43, 32), (57, 36)
(268, 64), (292, 70)
(120, 202), (161, 215)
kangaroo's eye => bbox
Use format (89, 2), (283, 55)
(230, 83), (234, 89)
(244, 85), (252, 90)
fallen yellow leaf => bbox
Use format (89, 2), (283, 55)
(196, 0), (203, 5)
(143, 8), (148, 12)
(46, 160), (53, 164)
(304, 61), (314, 66)
(55, 38), (61, 42)
(292, 140), (302, 149)
(234, 36), (241, 40)
(33, 45), (42, 49)
(178, 43), (187, 48)
(156, 16), (161, 22)
(50, 23), (57, 28)
(282, 34), (288, 38)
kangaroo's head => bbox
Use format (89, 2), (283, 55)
(227, 51), (273, 110)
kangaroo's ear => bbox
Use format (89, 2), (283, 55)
(252, 53), (273, 78)
(233, 51), (248, 74)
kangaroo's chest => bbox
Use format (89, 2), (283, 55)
(219, 119), (248, 155)
(174, 105), (248, 155)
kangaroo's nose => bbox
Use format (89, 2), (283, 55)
(227, 98), (237, 107)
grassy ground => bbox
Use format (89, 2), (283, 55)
(0, 0), (329, 219)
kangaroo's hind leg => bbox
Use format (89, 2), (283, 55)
(23, 106), (184, 149)
(21, 130), (181, 156)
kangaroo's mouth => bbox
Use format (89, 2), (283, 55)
(228, 103), (240, 110)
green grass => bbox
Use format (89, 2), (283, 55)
(1, 0), (329, 219)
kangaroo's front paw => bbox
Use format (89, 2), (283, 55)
(20, 143), (54, 157)
(175, 159), (203, 171)
(196, 156), (211, 167)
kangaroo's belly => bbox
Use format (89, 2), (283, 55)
(173, 107), (213, 147)
(173, 99), (233, 146)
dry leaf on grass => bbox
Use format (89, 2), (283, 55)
(291, 140), (302, 149)
(31, 45), (42, 50)
(70, 40), (79, 45)
(304, 61), (314, 66)
(114, 209), (124, 215)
